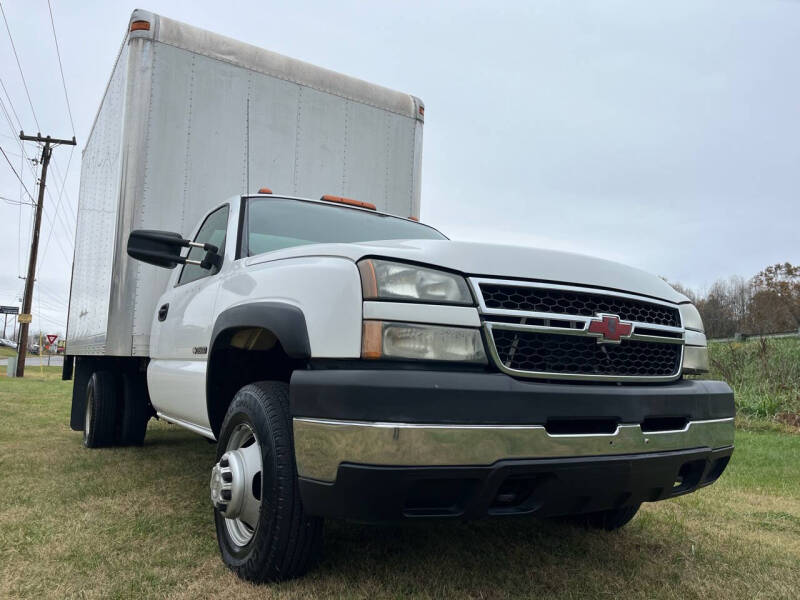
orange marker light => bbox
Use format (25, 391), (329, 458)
(362, 321), (383, 359)
(130, 20), (151, 31)
(408, 216), (419, 221)
(358, 260), (379, 298)
(258, 187), (273, 194)
(320, 194), (376, 211)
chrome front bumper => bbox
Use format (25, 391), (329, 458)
(293, 417), (735, 482)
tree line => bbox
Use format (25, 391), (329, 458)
(670, 263), (800, 339)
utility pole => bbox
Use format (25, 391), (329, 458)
(16, 131), (76, 377)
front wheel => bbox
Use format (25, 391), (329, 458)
(211, 381), (322, 582)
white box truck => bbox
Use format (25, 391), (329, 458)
(66, 10), (734, 583)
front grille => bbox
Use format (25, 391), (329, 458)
(491, 330), (682, 378)
(480, 284), (680, 327)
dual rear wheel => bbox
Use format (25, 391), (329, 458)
(83, 370), (151, 448)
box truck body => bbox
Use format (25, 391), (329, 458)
(67, 9), (424, 357)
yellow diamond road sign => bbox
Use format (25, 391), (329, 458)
(18, 313), (32, 324)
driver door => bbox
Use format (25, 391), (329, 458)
(147, 205), (229, 433)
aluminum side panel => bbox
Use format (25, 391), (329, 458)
(129, 42), (195, 353)
(106, 37), (155, 356)
(292, 86), (347, 197)
(246, 74), (300, 194)
(66, 43), (130, 354)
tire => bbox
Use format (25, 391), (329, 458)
(83, 371), (118, 448)
(213, 381), (323, 582)
(562, 504), (641, 531)
(117, 372), (151, 446)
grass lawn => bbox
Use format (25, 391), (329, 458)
(0, 345), (17, 358)
(1, 368), (798, 599)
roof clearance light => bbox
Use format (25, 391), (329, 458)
(408, 216), (419, 221)
(130, 20), (151, 31)
(258, 187), (273, 194)
(320, 194), (376, 211)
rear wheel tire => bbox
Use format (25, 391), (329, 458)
(117, 372), (150, 446)
(212, 381), (323, 582)
(563, 504), (641, 531)
(83, 371), (118, 448)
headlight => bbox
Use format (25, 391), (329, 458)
(679, 304), (704, 332)
(358, 259), (473, 305)
(362, 321), (487, 363)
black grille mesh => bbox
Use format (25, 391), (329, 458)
(491, 330), (681, 377)
(480, 284), (680, 327)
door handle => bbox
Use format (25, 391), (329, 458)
(158, 303), (169, 322)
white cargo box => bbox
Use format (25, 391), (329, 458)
(67, 9), (425, 357)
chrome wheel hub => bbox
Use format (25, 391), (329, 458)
(210, 451), (246, 517)
(210, 423), (263, 547)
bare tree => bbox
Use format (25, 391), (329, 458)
(752, 263), (800, 328)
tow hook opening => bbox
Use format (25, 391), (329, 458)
(402, 478), (478, 517)
(489, 476), (542, 514)
(672, 460), (705, 494)
(701, 456), (731, 486)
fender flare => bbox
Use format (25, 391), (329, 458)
(206, 302), (311, 433)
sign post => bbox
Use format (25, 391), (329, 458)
(1, 305), (19, 340)
(45, 334), (58, 367)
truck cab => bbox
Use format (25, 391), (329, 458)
(86, 191), (735, 582)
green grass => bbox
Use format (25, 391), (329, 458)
(1, 368), (798, 599)
(705, 337), (800, 429)
(0, 345), (17, 358)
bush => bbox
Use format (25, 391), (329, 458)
(705, 337), (800, 423)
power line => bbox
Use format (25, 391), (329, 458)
(5, 3), (80, 227)
(1, 194), (34, 206)
(0, 5), (76, 264)
(0, 94), (75, 264)
(17, 150), (23, 275)
(0, 2), (40, 130)
(46, 147), (75, 221)
(46, 0), (75, 135)
(0, 80), (78, 262)
(0, 53), (78, 263)
(0, 97), (37, 276)
(0, 78), (23, 131)
(0, 144), (34, 200)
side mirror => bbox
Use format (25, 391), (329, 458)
(127, 229), (221, 270)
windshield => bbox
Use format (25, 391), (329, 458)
(243, 197), (446, 257)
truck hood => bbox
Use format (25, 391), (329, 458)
(247, 239), (688, 304)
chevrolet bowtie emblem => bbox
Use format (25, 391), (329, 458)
(587, 314), (633, 344)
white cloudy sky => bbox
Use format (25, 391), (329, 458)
(0, 0), (798, 336)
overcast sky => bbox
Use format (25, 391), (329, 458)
(1, 0), (798, 336)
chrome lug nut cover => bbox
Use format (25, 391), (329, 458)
(210, 450), (245, 518)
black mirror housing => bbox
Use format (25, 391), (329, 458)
(127, 229), (187, 269)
